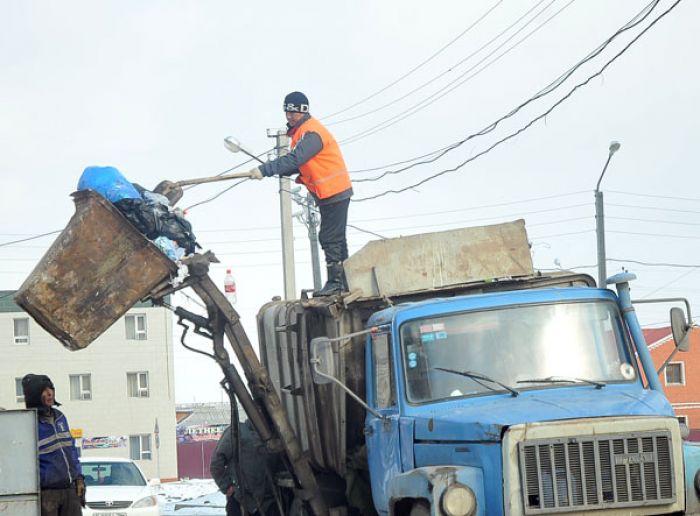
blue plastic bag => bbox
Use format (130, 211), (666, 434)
(78, 166), (141, 203)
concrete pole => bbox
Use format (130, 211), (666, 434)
(595, 190), (607, 288)
(306, 193), (322, 290)
(268, 129), (296, 299)
(594, 141), (620, 289)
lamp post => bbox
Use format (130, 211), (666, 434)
(595, 141), (621, 288)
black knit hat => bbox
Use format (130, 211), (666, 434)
(22, 374), (60, 409)
(283, 91), (309, 113)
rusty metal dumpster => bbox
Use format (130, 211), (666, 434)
(15, 190), (177, 350)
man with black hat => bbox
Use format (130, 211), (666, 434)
(22, 374), (85, 516)
(249, 91), (353, 297)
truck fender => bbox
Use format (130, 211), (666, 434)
(684, 443), (700, 515)
(387, 465), (485, 516)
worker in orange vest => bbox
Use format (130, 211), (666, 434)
(250, 91), (353, 297)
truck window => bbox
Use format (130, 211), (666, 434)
(373, 333), (395, 408)
(400, 300), (635, 404)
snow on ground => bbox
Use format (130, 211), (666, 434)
(157, 478), (226, 515)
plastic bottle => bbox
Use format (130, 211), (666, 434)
(224, 269), (237, 305)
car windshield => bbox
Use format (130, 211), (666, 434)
(81, 461), (146, 487)
(401, 300), (635, 403)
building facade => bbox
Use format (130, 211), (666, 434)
(644, 326), (700, 437)
(0, 291), (178, 480)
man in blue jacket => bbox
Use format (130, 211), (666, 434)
(22, 374), (85, 516)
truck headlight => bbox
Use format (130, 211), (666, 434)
(441, 483), (476, 516)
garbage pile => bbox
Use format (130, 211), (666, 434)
(78, 166), (199, 260)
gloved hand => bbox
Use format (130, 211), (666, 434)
(75, 477), (86, 507)
(248, 167), (263, 180)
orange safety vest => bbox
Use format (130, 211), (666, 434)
(290, 117), (351, 199)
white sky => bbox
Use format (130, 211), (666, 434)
(1, 0), (698, 403)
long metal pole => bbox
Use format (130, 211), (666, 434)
(306, 193), (322, 290)
(269, 129), (296, 299)
(595, 189), (607, 288)
(594, 142), (620, 289)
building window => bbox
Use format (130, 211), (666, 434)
(678, 415), (688, 426)
(15, 378), (24, 404)
(125, 314), (147, 341)
(127, 372), (149, 398)
(665, 362), (685, 385)
(13, 318), (30, 345)
(129, 434), (152, 460)
(69, 374), (92, 401)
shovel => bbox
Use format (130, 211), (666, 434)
(153, 170), (259, 206)
(155, 137), (266, 206)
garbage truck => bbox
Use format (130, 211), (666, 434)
(14, 190), (700, 515)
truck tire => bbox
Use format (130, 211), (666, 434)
(409, 501), (430, 516)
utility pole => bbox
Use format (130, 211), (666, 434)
(267, 128), (296, 299)
(291, 190), (322, 290)
(595, 141), (621, 289)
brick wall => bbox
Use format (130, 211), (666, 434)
(644, 327), (700, 430)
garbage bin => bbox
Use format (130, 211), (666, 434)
(15, 190), (178, 350)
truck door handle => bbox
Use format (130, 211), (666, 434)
(363, 426), (374, 437)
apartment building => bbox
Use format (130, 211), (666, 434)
(0, 290), (177, 480)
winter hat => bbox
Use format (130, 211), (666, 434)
(283, 91), (309, 113)
(22, 374), (60, 409)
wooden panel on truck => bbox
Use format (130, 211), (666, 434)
(344, 219), (533, 298)
(257, 300), (371, 477)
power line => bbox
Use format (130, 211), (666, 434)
(185, 178), (250, 210)
(328, 0), (546, 127)
(608, 216), (700, 227)
(347, 0), (659, 180)
(608, 190), (700, 202)
(352, 0), (680, 201)
(608, 229), (700, 240)
(321, 0), (504, 121)
(607, 203), (700, 215)
(0, 230), (61, 248)
(608, 258), (700, 268)
(341, 0), (574, 145)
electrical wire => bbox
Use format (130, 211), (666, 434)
(608, 216), (700, 227)
(185, 178), (250, 211)
(347, 0), (659, 179)
(608, 190), (700, 202)
(0, 231), (61, 248)
(328, 0), (546, 126)
(608, 203), (700, 215)
(608, 258), (700, 268)
(321, 0), (504, 121)
(352, 0), (680, 201)
(341, 0), (574, 144)
(608, 230), (700, 240)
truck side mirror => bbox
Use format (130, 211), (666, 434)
(670, 307), (691, 352)
(310, 337), (335, 384)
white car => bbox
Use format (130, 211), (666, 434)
(80, 457), (160, 516)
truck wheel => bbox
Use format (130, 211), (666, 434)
(409, 500), (430, 516)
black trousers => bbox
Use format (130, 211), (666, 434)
(41, 488), (82, 516)
(318, 198), (350, 264)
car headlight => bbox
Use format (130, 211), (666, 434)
(132, 495), (157, 508)
(441, 483), (476, 516)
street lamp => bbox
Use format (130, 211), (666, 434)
(595, 141), (621, 288)
(223, 136), (266, 164)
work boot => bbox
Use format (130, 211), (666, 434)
(313, 262), (345, 297)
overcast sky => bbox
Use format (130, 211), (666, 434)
(2, 0), (698, 403)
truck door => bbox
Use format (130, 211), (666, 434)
(366, 332), (401, 513)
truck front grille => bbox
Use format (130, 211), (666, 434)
(518, 431), (675, 514)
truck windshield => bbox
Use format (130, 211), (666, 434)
(400, 300), (635, 404)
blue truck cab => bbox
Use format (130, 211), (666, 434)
(362, 276), (700, 515)
(258, 222), (700, 515)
